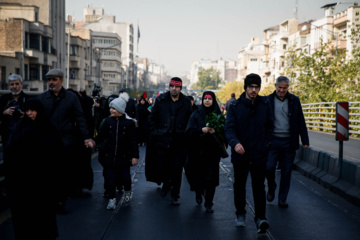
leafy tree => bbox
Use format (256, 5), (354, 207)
(283, 21), (360, 103)
(193, 67), (223, 90)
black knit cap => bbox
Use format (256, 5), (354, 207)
(244, 73), (261, 90)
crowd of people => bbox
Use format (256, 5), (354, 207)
(0, 69), (309, 238)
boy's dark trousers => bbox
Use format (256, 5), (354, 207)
(104, 166), (131, 199)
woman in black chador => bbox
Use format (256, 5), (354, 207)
(136, 96), (150, 146)
(185, 91), (226, 213)
(4, 98), (63, 239)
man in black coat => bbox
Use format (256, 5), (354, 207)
(37, 69), (95, 212)
(265, 76), (309, 208)
(146, 77), (192, 205)
(225, 73), (274, 234)
(0, 74), (31, 148)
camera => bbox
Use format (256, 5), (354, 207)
(92, 83), (102, 103)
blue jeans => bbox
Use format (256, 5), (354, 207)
(266, 137), (296, 202)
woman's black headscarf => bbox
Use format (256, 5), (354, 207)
(24, 98), (47, 124)
(200, 91), (221, 115)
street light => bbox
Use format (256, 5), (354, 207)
(66, 17), (102, 89)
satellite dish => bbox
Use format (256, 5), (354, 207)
(301, 25), (308, 31)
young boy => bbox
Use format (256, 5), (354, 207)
(94, 92), (139, 209)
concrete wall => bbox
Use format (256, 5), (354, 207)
(294, 145), (360, 207)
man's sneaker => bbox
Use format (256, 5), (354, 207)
(235, 214), (246, 227)
(256, 219), (269, 234)
(123, 191), (132, 204)
(278, 200), (289, 208)
(107, 198), (116, 210)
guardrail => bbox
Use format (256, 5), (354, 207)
(302, 102), (360, 137)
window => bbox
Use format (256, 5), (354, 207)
(283, 44), (287, 50)
(42, 65), (49, 80)
(250, 58), (258, 62)
(29, 34), (40, 50)
(30, 64), (39, 80)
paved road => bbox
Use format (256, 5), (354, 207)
(308, 130), (360, 163)
(1, 146), (360, 240)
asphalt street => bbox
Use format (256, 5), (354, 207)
(1, 144), (360, 240)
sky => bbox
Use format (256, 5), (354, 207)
(66, 0), (355, 77)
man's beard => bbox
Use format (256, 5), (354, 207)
(11, 89), (22, 96)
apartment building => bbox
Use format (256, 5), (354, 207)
(0, 0), (65, 91)
(92, 31), (122, 96)
(238, 4), (360, 87)
(81, 7), (137, 90)
(190, 58), (237, 88)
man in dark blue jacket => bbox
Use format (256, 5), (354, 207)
(225, 73), (274, 234)
(265, 76), (309, 208)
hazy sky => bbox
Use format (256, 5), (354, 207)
(66, 0), (354, 76)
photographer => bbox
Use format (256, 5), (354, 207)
(92, 84), (108, 135)
(0, 74), (31, 148)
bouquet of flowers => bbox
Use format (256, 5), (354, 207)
(204, 112), (228, 158)
(205, 112), (225, 142)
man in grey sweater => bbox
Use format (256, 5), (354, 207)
(265, 76), (309, 208)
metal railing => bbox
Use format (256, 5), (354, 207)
(302, 102), (360, 137)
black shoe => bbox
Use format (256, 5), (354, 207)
(196, 193), (202, 205)
(171, 197), (180, 206)
(267, 187), (276, 202)
(205, 206), (214, 213)
(160, 188), (168, 198)
(256, 219), (269, 234)
(278, 200), (289, 208)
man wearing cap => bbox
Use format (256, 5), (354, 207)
(146, 77), (192, 205)
(0, 74), (31, 147)
(265, 76), (309, 208)
(37, 68), (95, 212)
(225, 73), (274, 234)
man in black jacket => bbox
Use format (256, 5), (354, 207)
(37, 69), (95, 212)
(0, 74), (31, 148)
(146, 77), (192, 205)
(265, 76), (309, 208)
(225, 73), (274, 234)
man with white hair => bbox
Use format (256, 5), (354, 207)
(0, 74), (31, 147)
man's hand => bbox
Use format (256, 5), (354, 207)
(84, 139), (96, 149)
(234, 143), (245, 155)
(131, 158), (139, 166)
(3, 107), (15, 116)
(303, 145), (309, 148)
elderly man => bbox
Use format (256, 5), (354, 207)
(37, 68), (95, 212)
(0, 74), (31, 147)
(265, 76), (309, 208)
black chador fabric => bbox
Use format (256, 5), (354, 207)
(185, 91), (225, 191)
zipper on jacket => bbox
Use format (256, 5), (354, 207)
(114, 118), (119, 162)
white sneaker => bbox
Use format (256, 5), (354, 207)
(107, 198), (116, 210)
(235, 214), (246, 227)
(123, 191), (132, 204)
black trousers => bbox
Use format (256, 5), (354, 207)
(157, 146), (186, 199)
(103, 166), (131, 199)
(233, 160), (267, 220)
